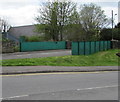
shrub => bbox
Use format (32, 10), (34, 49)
(25, 35), (45, 42)
(100, 28), (112, 40)
(100, 28), (120, 40)
(14, 46), (20, 52)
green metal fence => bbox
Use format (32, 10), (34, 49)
(72, 41), (111, 55)
(20, 41), (67, 52)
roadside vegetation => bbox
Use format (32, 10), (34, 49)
(35, 2), (112, 41)
(2, 49), (119, 66)
(21, 35), (45, 42)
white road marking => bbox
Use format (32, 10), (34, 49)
(2, 85), (118, 100)
(16, 54), (31, 56)
(2, 94), (29, 100)
(40, 53), (52, 54)
(76, 85), (118, 91)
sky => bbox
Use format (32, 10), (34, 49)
(0, 0), (119, 27)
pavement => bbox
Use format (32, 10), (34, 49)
(2, 49), (71, 59)
(1, 66), (119, 75)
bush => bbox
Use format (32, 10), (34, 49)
(113, 28), (120, 40)
(100, 28), (112, 40)
(25, 35), (45, 42)
(14, 46), (20, 52)
(100, 28), (120, 40)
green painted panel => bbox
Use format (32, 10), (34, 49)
(91, 41), (95, 54)
(107, 41), (111, 49)
(104, 41), (108, 50)
(85, 42), (90, 55)
(79, 42), (85, 55)
(100, 41), (104, 51)
(95, 41), (100, 52)
(71, 41), (112, 55)
(21, 41), (66, 52)
(72, 42), (79, 55)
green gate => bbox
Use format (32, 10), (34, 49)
(19, 36), (67, 52)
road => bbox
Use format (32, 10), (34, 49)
(2, 50), (71, 59)
(1, 71), (118, 100)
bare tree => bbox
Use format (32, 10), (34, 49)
(0, 18), (10, 33)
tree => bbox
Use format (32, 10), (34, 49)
(0, 18), (10, 33)
(114, 22), (120, 40)
(35, 1), (77, 41)
(79, 3), (110, 41)
(35, 2), (60, 41)
(115, 22), (120, 28)
(100, 27), (120, 41)
(64, 24), (85, 41)
(62, 7), (86, 41)
(100, 28), (112, 40)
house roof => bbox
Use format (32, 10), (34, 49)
(8, 25), (40, 38)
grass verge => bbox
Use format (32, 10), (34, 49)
(1, 49), (119, 66)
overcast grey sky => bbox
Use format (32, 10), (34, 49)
(0, 0), (119, 27)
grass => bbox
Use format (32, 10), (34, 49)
(1, 49), (119, 66)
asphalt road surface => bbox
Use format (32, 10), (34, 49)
(1, 71), (118, 100)
(2, 50), (71, 59)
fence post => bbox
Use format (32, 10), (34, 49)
(19, 43), (22, 52)
(19, 36), (25, 52)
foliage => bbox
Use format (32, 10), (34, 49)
(79, 3), (110, 41)
(64, 24), (85, 41)
(20, 35), (45, 42)
(35, 2), (110, 41)
(100, 28), (120, 40)
(2, 37), (11, 42)
(2, 49), (118, 66)
(115, 22), (120, 28)
(35, 1), (77, 41)
(13, 46), (20, 52)
(113, 28), (120, 40)
(35, 24), (55, 41)
(100, 28), (112, 40)
(25, 35), (45, 42)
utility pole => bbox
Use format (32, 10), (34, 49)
(111, 10), (117, 41)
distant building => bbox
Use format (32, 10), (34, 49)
(8, 25), (40, 39)
(5, 25), (41, 42)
